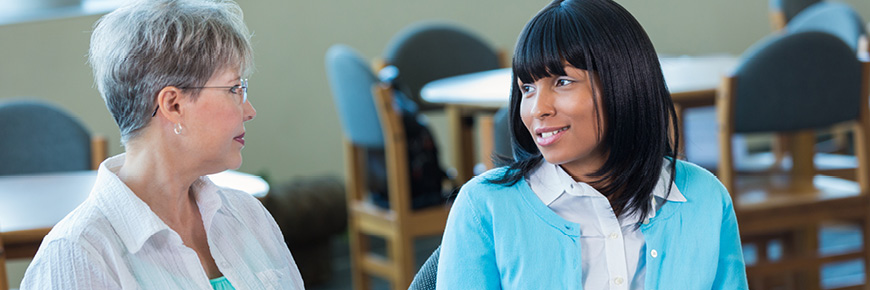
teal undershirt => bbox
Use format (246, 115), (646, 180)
(209, 276), (235, 290)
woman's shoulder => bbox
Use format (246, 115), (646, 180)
(672, 159), (732, 206)
(33, 200), (122, 271)
(451, 166), (532, 215)
(460, 166), (525, 197)
(43, 198), (116, 247)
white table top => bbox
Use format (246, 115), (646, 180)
(420, 55), (739, 107)
(0, 170), (269, 233)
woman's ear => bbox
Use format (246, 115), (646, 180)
(155, 86), (186, 123)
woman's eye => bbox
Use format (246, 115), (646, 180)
(521, 84), (536, 94)
(556, 79), (574, 87)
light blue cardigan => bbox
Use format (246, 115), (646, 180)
(436, 160), (748, 289)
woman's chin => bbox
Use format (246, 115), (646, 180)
(228, 156), (243, 170)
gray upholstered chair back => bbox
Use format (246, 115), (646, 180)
(384, 22), (500, 112)
(732, 31), (862, 133)
(325, 44), (385, 149)
(492, 106), (512, 167)
(770, 0), (821, 24)
(408, 246), (440, 290)
(787, 1), (866, 51)
(0, 100), (91, 175)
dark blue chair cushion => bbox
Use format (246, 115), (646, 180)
(384, 22), (500, 111)
(732, 31), (862, 133)
(0, 100), (92, 175)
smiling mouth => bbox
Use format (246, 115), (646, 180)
(539, 126), (569, 138)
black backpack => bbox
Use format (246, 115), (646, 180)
(365, 84), (449, 210)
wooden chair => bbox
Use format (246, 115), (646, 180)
(0, 100), (107, 268)
(326, 45), (451, 290)
(789, 1), (870, 160)
(717, 31), (870, 290)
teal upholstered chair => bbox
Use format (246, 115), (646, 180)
(382, 22), (501, 112)
(787, 1), (867, 54)
(326, 44), (450, 290)
(769, 0), (821, 30)
(0, 100), (105, 175)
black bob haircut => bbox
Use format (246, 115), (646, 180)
(489, 0), (680, 224)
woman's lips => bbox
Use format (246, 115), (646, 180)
(234, 133), (245, 146)
(535, 126), (569, 146)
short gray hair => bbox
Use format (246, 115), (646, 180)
(89, 0), (254, 144)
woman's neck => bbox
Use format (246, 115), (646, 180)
(117, 140), (201, 227)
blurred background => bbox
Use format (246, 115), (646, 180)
(2, 0), (870, 289)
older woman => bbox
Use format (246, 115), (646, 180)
(20, 0), (303, 289)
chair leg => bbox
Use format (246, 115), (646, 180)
(388, 234), (415, 290)
(794, 225), (821, 290)
(0, 240), (7, 290)
(349, 226), (372, 290)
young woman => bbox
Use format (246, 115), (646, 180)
(436, 0), (748, 289)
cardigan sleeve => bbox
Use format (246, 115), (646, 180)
(436, 185), (501, 289)
(712, 189), (750, 289)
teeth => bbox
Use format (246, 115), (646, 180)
(540, 127), (567, 138)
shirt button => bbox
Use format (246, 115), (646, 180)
(608, 232), (619, 240)
(614, 277), (624, 285)
(651, 249), (658, 258)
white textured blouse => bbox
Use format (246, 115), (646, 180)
(20, 154), (304, 289)
(527, 160), (686, 290)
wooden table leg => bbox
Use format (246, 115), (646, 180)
(447, 105), (476, 183)
(789, 130), (816, 191)
(479, 115), (495, 170)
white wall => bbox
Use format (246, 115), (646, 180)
(0, 0), (868, 182)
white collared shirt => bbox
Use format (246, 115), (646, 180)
(21, 154), (305, 289)
(527, 159), (686, 290)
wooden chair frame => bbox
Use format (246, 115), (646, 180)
(91, 136), (107, 170)
(0, 233), (7, 290)
(718, 61), (870, 290)
(344, 84), (450, 290)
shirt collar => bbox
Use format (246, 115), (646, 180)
(92, 153), (225, 254)
(528, 159), (686, 206)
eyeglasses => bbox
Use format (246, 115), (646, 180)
(152, 79), (248, 117)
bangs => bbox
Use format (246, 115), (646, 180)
(513, 6), (591, 84)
